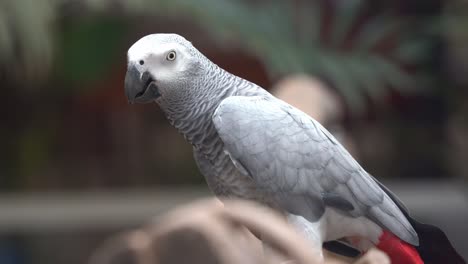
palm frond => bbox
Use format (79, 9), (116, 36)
(344, 56), (388, 102)
(369, 55), (418, 94)
(330, 0), (362, 48)
(316, 53), (366, 113)
(298, 1), (322, 47)
(354, 15), (402, 51)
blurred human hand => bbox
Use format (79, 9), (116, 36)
(90, 198), (389, 264)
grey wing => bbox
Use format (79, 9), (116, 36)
(212, 96), (418, 245)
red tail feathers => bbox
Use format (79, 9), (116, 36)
(376, 231), (423, 264)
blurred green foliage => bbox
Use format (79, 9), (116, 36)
(0, 0), (55, 82)
(0, 0), (439, 113)
(58, 17), (127, 86)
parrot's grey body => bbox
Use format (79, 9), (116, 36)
(124, 33), (419, 256)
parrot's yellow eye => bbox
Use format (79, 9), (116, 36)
(166, 51), (176, 61)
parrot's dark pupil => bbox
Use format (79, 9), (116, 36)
(139, 60), (144, 65)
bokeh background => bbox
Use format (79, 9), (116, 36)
(1, 0), (468, 263)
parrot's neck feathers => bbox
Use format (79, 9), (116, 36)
(162, 63), (241, 147)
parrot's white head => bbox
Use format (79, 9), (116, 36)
(125, 33), (204, 104)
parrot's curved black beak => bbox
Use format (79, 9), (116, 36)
(124, 64), (161, 104)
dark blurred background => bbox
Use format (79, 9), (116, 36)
(0, 0), (467, 263)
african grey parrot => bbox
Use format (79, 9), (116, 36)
(124, 33), (464, 264)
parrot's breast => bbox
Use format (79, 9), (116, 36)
(208, 148), (273, 203)
(193, 132), (275, 206)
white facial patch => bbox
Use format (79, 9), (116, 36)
(127, 35), (192, 84)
